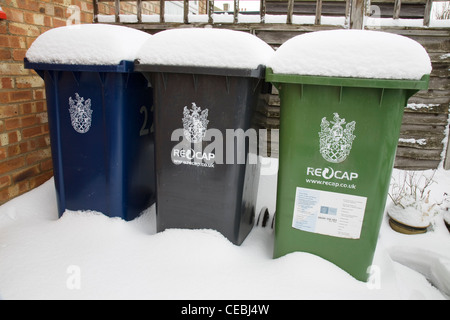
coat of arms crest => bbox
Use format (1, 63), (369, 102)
(69, 93), (93, 134)
(182, 102), (209, 143)
(319, 113), (356, 163)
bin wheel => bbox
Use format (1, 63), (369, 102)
(257, 207), (271, 228)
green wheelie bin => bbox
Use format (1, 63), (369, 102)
(266, 30), (431, 281)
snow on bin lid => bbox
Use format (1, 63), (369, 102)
(26, 24), (151, 65)
(136, 28), (274, 70)
(268, 30), (432, 80)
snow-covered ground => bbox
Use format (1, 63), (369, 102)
(0, 161), (448, 300)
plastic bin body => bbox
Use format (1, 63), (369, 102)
(137, 66), (263, 245)
(25, 60), (156, 221)
(267, 71), (429, 281)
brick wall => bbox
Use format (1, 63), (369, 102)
(0, 0), (156, 205)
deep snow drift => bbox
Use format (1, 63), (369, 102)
(0, 162), (449, 300)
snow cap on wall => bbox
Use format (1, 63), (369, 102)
(26, 24), (151, 65)
(268, 29), (432, 80)
(136, 28), (275, 70)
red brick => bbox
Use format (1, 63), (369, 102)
(0, 93), (9, 104)
(35, 101), (46, 112)
(0, 156), (26, 175)
(7, 144), (22, 157)
(4, 118), (20, 130)
(15, 76), (44, 88)
(0, 35), (9, 47)
(0, 189), (10, 203)
(9, 22), (40, 37)
(12, 164), (40, 183)
(26, 36), (38, 49)
(21, 115), (39, 128)
(43, 3), (55, 16)
(22, 125), (43, 139)
(23, 135), (48, 152)
(8, 131), (20, 144)
(0, 105), (19, 118)
(0, 48), (11, 60)
(52, 0), (66, 5)
(5, 7), (25, 23)
(18, 180), (30, 194)
(0, 77), (14, 89)
(0, 188), (12, 203)
(20, 103), (33, 115)
(26, 146), (50, 163)
(0, 180), (30, 201)
(81, 12), (93, 23)
(16, 0), (40, 12)
(44, 16), (52, 27)
(52, 17), (66, 28)
(29, 170), (53, 189)
(0, 35), (26, 49)
(33, 88), (46, 100)
(12, 49), (27, 62)
(0, 147), (7, 160)
(40, 158), (53, 171)
(19, 141), (30, 152)
(54, 6), (64, 18)
(24, 12), (45, 26)
(9, 90), (33, 103)
(0, 175), (11, 189)
(85, 2), (94, 12)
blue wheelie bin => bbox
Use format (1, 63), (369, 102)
(25, 24), (155, 221)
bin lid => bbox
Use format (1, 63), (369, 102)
(25, 24), (151, 70)
(267, 30), (432, 83)
(134, 28), (274, 78)
(266, 68), (430, 90)
(24, 58), (136, 73)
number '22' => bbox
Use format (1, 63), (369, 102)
(140, 105), (154, 136)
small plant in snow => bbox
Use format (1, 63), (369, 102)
(388, 170), (439, 228)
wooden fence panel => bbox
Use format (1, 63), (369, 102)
(254, 27), (449, 170)
(92, 1), (450, 169)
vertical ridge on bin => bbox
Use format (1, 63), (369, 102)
(379, 88), (385, 107)
(100, 73), (111, 217)
(71, 71), (81, 86)
(193, 74), (199, 92)
(161, 73), (168, 91)
(225, 76), (230, 95)
(49, 70), (66, 214)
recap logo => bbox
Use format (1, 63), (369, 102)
(306, 166), (359, 181)
(173, 148), (215, 162)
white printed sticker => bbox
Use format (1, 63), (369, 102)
(292, 187), (367, 239)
